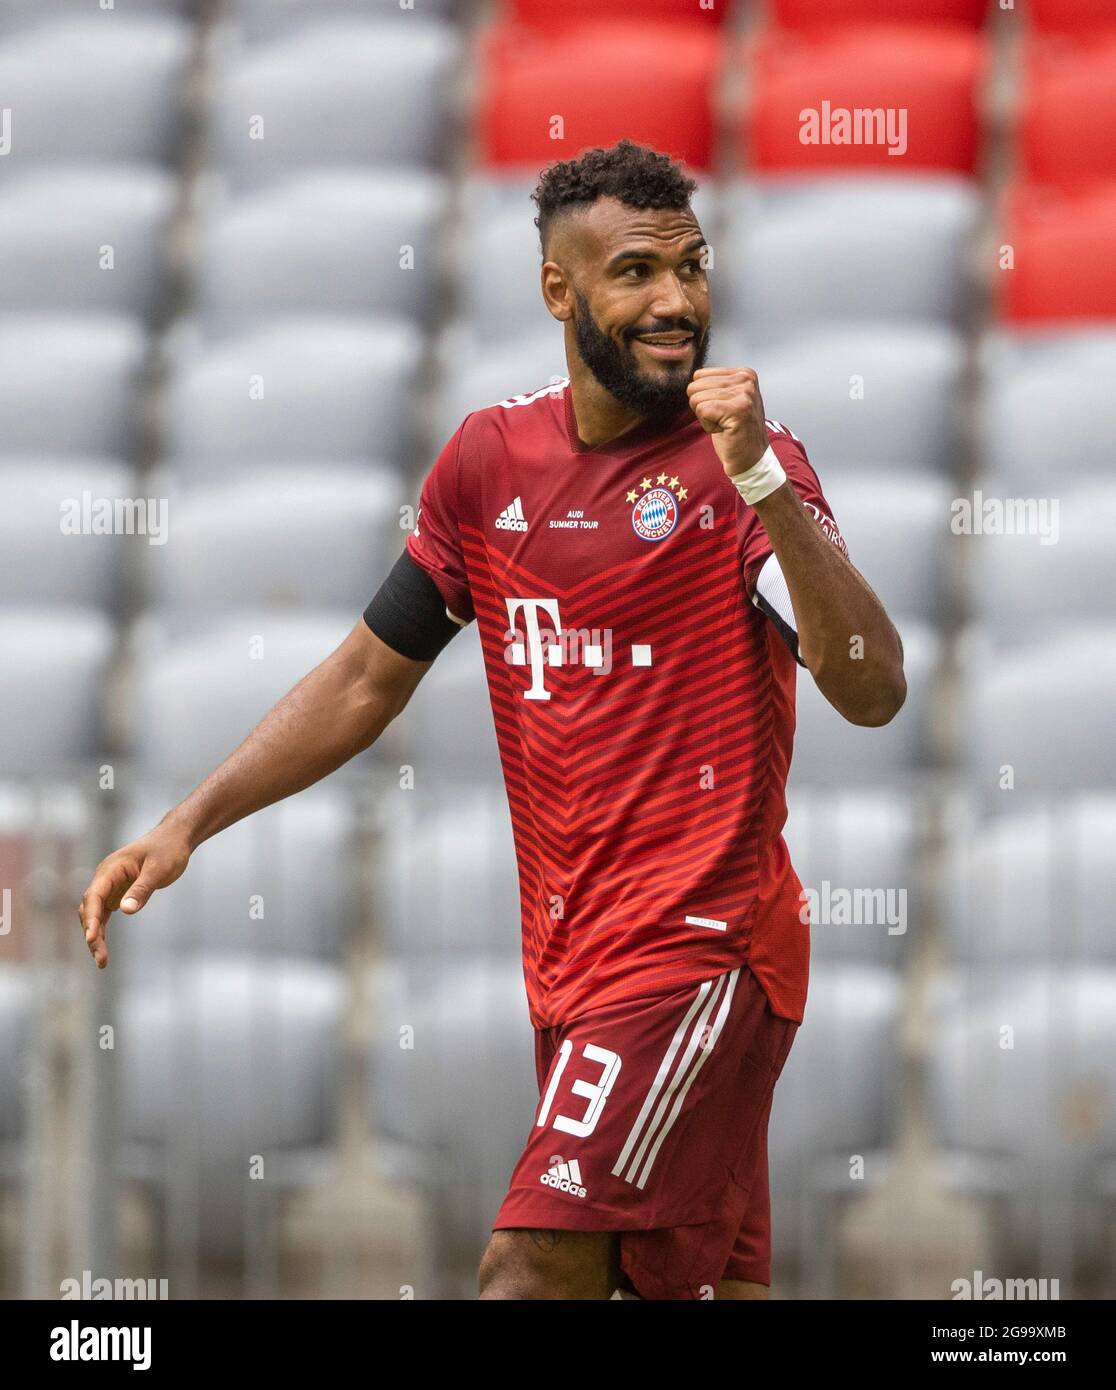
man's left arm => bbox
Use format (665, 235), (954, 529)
(688, 366), (906, 728)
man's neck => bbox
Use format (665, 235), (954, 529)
(566, 359), (647, 450)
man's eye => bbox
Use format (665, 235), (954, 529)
(623, 264), (649, 278)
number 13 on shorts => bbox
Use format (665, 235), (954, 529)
(536, 1040), (622, 1138)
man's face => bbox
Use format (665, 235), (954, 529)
(548, 197), (712, 419)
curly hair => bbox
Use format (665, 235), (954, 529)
(531, 140), (697, 255)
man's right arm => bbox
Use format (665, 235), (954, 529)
(78, 612), (437, 969)
(81, 417), (474, 969)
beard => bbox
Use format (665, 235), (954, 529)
(572, 289), (710, 421)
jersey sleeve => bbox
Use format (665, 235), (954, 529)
(739, 422), (848, 667)
(406, 420), (475, 626)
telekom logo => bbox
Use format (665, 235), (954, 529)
(504, 597), (652, 701)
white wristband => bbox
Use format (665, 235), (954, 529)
(727, 445), (787, 506)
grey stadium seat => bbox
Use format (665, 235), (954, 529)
(118, 956), (344, 1259)
(454, 206), (558, 345)
(823, 473), (953, 623)
(0, 18), (192, 175)
(433, 332), (568, 447)
(0, 169), (177, 318)
(769, 961), (902, 1269)
(789, 621), (940, 789)
(0, 460), (134, 610)
(981, 332), (1116, 491)
(928, 966), (1116, 1257)
(367, 958), (538, 1270)
(117, 785), (356, 965)
(974, 483), (1115, 646)
(150, 466), (401, 611)
(0, 315), (147, 457)
(395, 622), (502, 785)
(0, 0), (194, 25)
(211, 20), (458, 185)
(720, 177), (980, 334)
(783, 789), (921, 964)
(197, 171), (448, 330)
(375, 781), (521, 960)
(165, 320), (422, 471)
(947, 796), (1116, 964)
(723, 326), (965, 474)
(132, 607), (364, 781)
(0, 608), (114, 773)
(229, 0), (460, 39)
(964, 625), (1116, 793)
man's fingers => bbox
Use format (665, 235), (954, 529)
(119, 863), (163, 913)
(689, 366), (758, 383)
(79, 888), (105, 937)
(79, 859), (141, 965)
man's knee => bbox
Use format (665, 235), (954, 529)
(478, 1229), (619, 1300)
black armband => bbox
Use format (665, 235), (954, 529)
(362, 548), (465, 661)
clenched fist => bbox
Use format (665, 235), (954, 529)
(686, 367), (770, 478)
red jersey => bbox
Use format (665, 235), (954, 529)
(407, 378), (847, 1029)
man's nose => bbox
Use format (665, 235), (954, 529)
(650, 272), (697, 323)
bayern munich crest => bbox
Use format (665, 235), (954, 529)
(631, 485), (679, 541)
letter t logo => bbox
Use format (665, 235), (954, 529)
(506, 597), (561, 701)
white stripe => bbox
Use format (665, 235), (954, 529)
(634, 968), (739, 1189)
(514, 496), (525, 520)
(536, 1038), (572, 1127)
(754, 553), (797, 636)
(495, 378), (570, 410)
(622, 973), (729, 1185)
(685, 914), (727, 931)
(569, 1159), (582, 1184)
(611, 979), (713, 1180)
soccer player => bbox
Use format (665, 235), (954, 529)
(77, 141), (905, 1301)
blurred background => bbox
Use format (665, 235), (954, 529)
(1, 0), (1114, 1301)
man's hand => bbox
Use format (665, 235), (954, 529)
(686, 367), (771, 479)
(77, 823), (192, 969)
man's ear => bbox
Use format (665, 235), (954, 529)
(541, 261), (574, 323)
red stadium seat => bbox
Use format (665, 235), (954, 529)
(998, 184), (1116, 324)
(1019, 38), (1116, 191)
(505, 0), (733, 29)
(479, 22), (721, 172)
(1029, 0), (1116, 34)
(770, 0), (989, 28)
(745, 27), (987, 175)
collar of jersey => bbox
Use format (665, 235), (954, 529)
(562, 383), (695, 457)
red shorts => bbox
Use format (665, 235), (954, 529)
(492, 964), (798, 1299)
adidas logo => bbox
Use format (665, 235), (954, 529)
(495, 496), (529, 532)
(539, 1158), (587, 1199)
